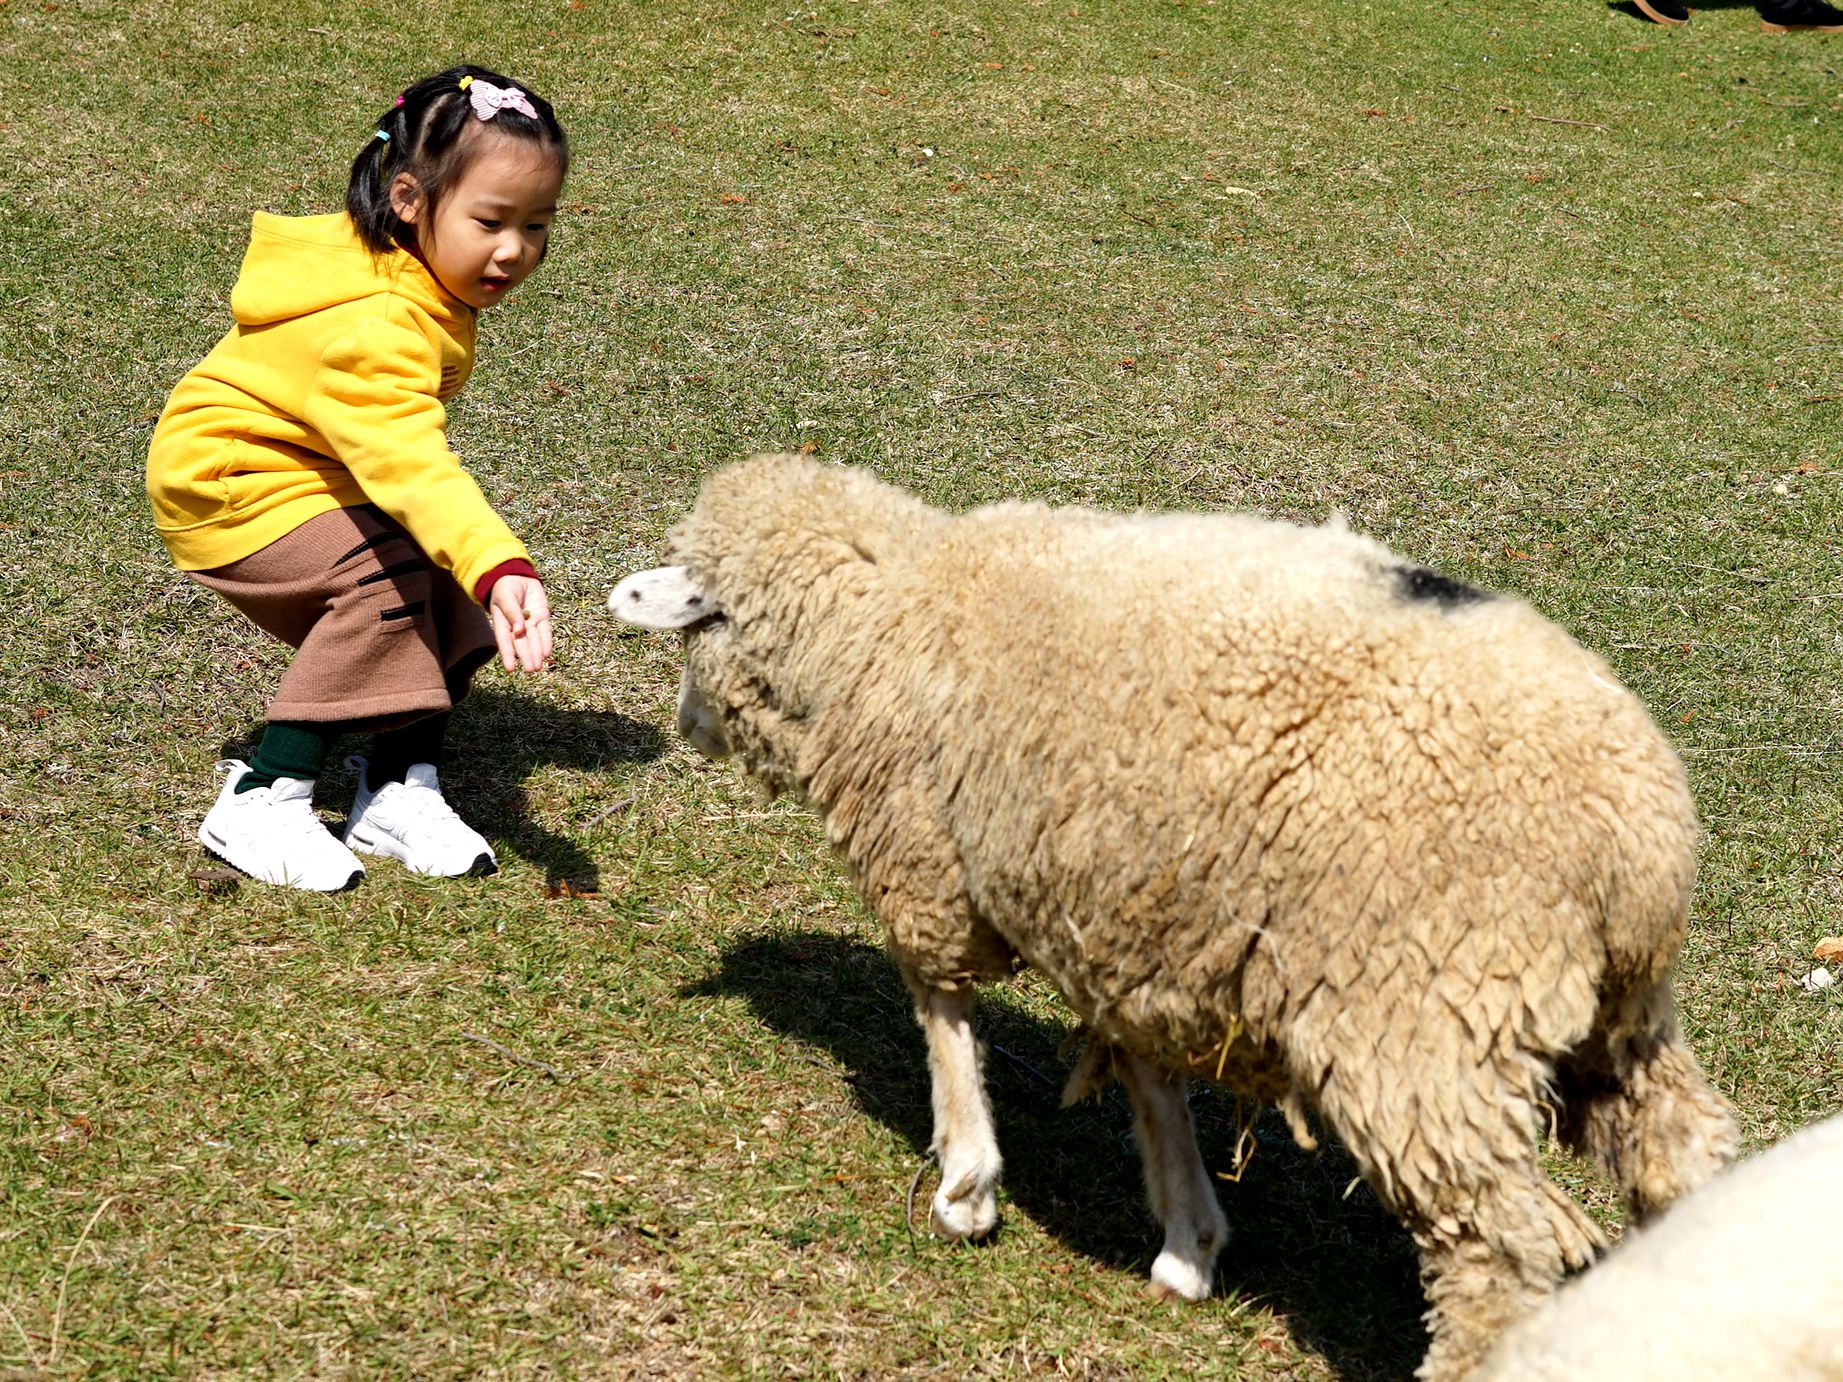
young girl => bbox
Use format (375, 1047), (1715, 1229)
(147, 65), (569, 892)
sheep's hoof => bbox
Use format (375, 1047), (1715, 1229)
(929, 1195), (999, 1243)
(1147, 1250), (1213, 1303)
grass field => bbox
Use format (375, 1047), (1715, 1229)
(3, 0), (1841, 1376)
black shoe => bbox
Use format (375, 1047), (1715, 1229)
(1760, 0), (1843, 29)
(1634, 0), (1691, 22)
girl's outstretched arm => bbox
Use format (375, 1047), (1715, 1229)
(487, 574), (553, 673)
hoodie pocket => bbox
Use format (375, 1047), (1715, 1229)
(150, 432), (346, 531)
(217, 436), (346, 516)
(147, 431), (238, 532)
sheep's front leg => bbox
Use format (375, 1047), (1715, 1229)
(916, 984), (1003, 1241)
(1118, 1053), (1227, 1301)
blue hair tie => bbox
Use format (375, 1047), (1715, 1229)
(374, 129), (391, 143)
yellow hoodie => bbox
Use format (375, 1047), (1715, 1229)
(147, 212), (530, 600)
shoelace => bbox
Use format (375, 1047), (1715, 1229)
(377, 781), (466, 829)
(230, 784), (329, 845)
(252, 785), (321, 825)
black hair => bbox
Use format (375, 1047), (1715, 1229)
(346, 64), (569, 257)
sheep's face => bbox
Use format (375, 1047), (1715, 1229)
(608, 565), (732, 759)
(674, 655), (728, 757)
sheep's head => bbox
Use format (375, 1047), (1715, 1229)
(609, 454), (950, 793)
(607, 564), (732, 759)
(607, 557), (827, 799)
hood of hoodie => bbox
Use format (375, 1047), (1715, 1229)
(229, 212), (467, 328)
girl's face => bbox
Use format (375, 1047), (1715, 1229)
(390, 131), (564, 310)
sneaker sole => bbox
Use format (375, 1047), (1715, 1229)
(1760, 17), (1843, 27)
(347, 830), (498, 878)
(199, 833), (365, 892)
(1634, 0), (1690, 21)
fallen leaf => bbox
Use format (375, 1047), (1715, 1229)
(542, 879), (600, 900)
(1813, 937), (1843, 965)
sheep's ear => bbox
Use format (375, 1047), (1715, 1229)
(608, 566), (719, 629)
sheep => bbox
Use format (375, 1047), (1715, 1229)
(609, 453), (1737, 1381)
(1475, 1113), (1843, 1381)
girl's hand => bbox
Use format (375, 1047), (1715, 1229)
(488, 574), (554, 673)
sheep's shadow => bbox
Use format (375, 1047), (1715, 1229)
(220, 687), (664, 889)
(687, 930), (1428, 1382)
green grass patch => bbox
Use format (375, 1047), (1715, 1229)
(2, 0), (1839, 1376)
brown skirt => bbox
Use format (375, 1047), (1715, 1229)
(189, 504), (496, 730)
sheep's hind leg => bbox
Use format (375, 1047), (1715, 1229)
(1554, 978), (1737, 1223)
(915, 985), (1004, 1242)
(1408, 1172), (1604, 1382)
(1117, 1053), (1227, 1302)
(1306, 1003), (1602, 1380)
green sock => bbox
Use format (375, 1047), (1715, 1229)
(236, 721), (334, 794)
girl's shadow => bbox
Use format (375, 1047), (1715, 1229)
(687, 930), (1429, 1382)
(221, 687), (664, 890)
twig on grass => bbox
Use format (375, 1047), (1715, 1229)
(460, 1032), (578, 1081)
(0, 1298), (41, 1370)
(1670, 559), (1772, 585)
(1766, 157), (1830, 177)
(989, 1041), (1058, 1090)
(582, 795), (636, 830)
(905, 1150), (938, 1255)
(820, 214), (905, 231)
(1524, 113), (1609, 131)
(1682, 744), (1828, 757)
(48, 1194), (116, 1365)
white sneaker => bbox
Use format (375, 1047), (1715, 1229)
(342, 756), (497, 877)
(198, 759), (366, 892)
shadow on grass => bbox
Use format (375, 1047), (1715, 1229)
(221, 686), (665, 890)
(689, 930), (1428, 1382)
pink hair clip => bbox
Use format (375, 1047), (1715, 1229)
(460, 76), (538, 123)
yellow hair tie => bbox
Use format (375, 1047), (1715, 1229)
(458, 75), (474, 91)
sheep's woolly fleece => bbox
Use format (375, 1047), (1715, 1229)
(614, 455), (1735, 1381)
(1476, 1113), (1843, 1381)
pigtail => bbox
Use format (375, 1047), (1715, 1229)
(345, 101), (408, 255)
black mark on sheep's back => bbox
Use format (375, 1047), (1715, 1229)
(1394, 565), (1491, 609)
